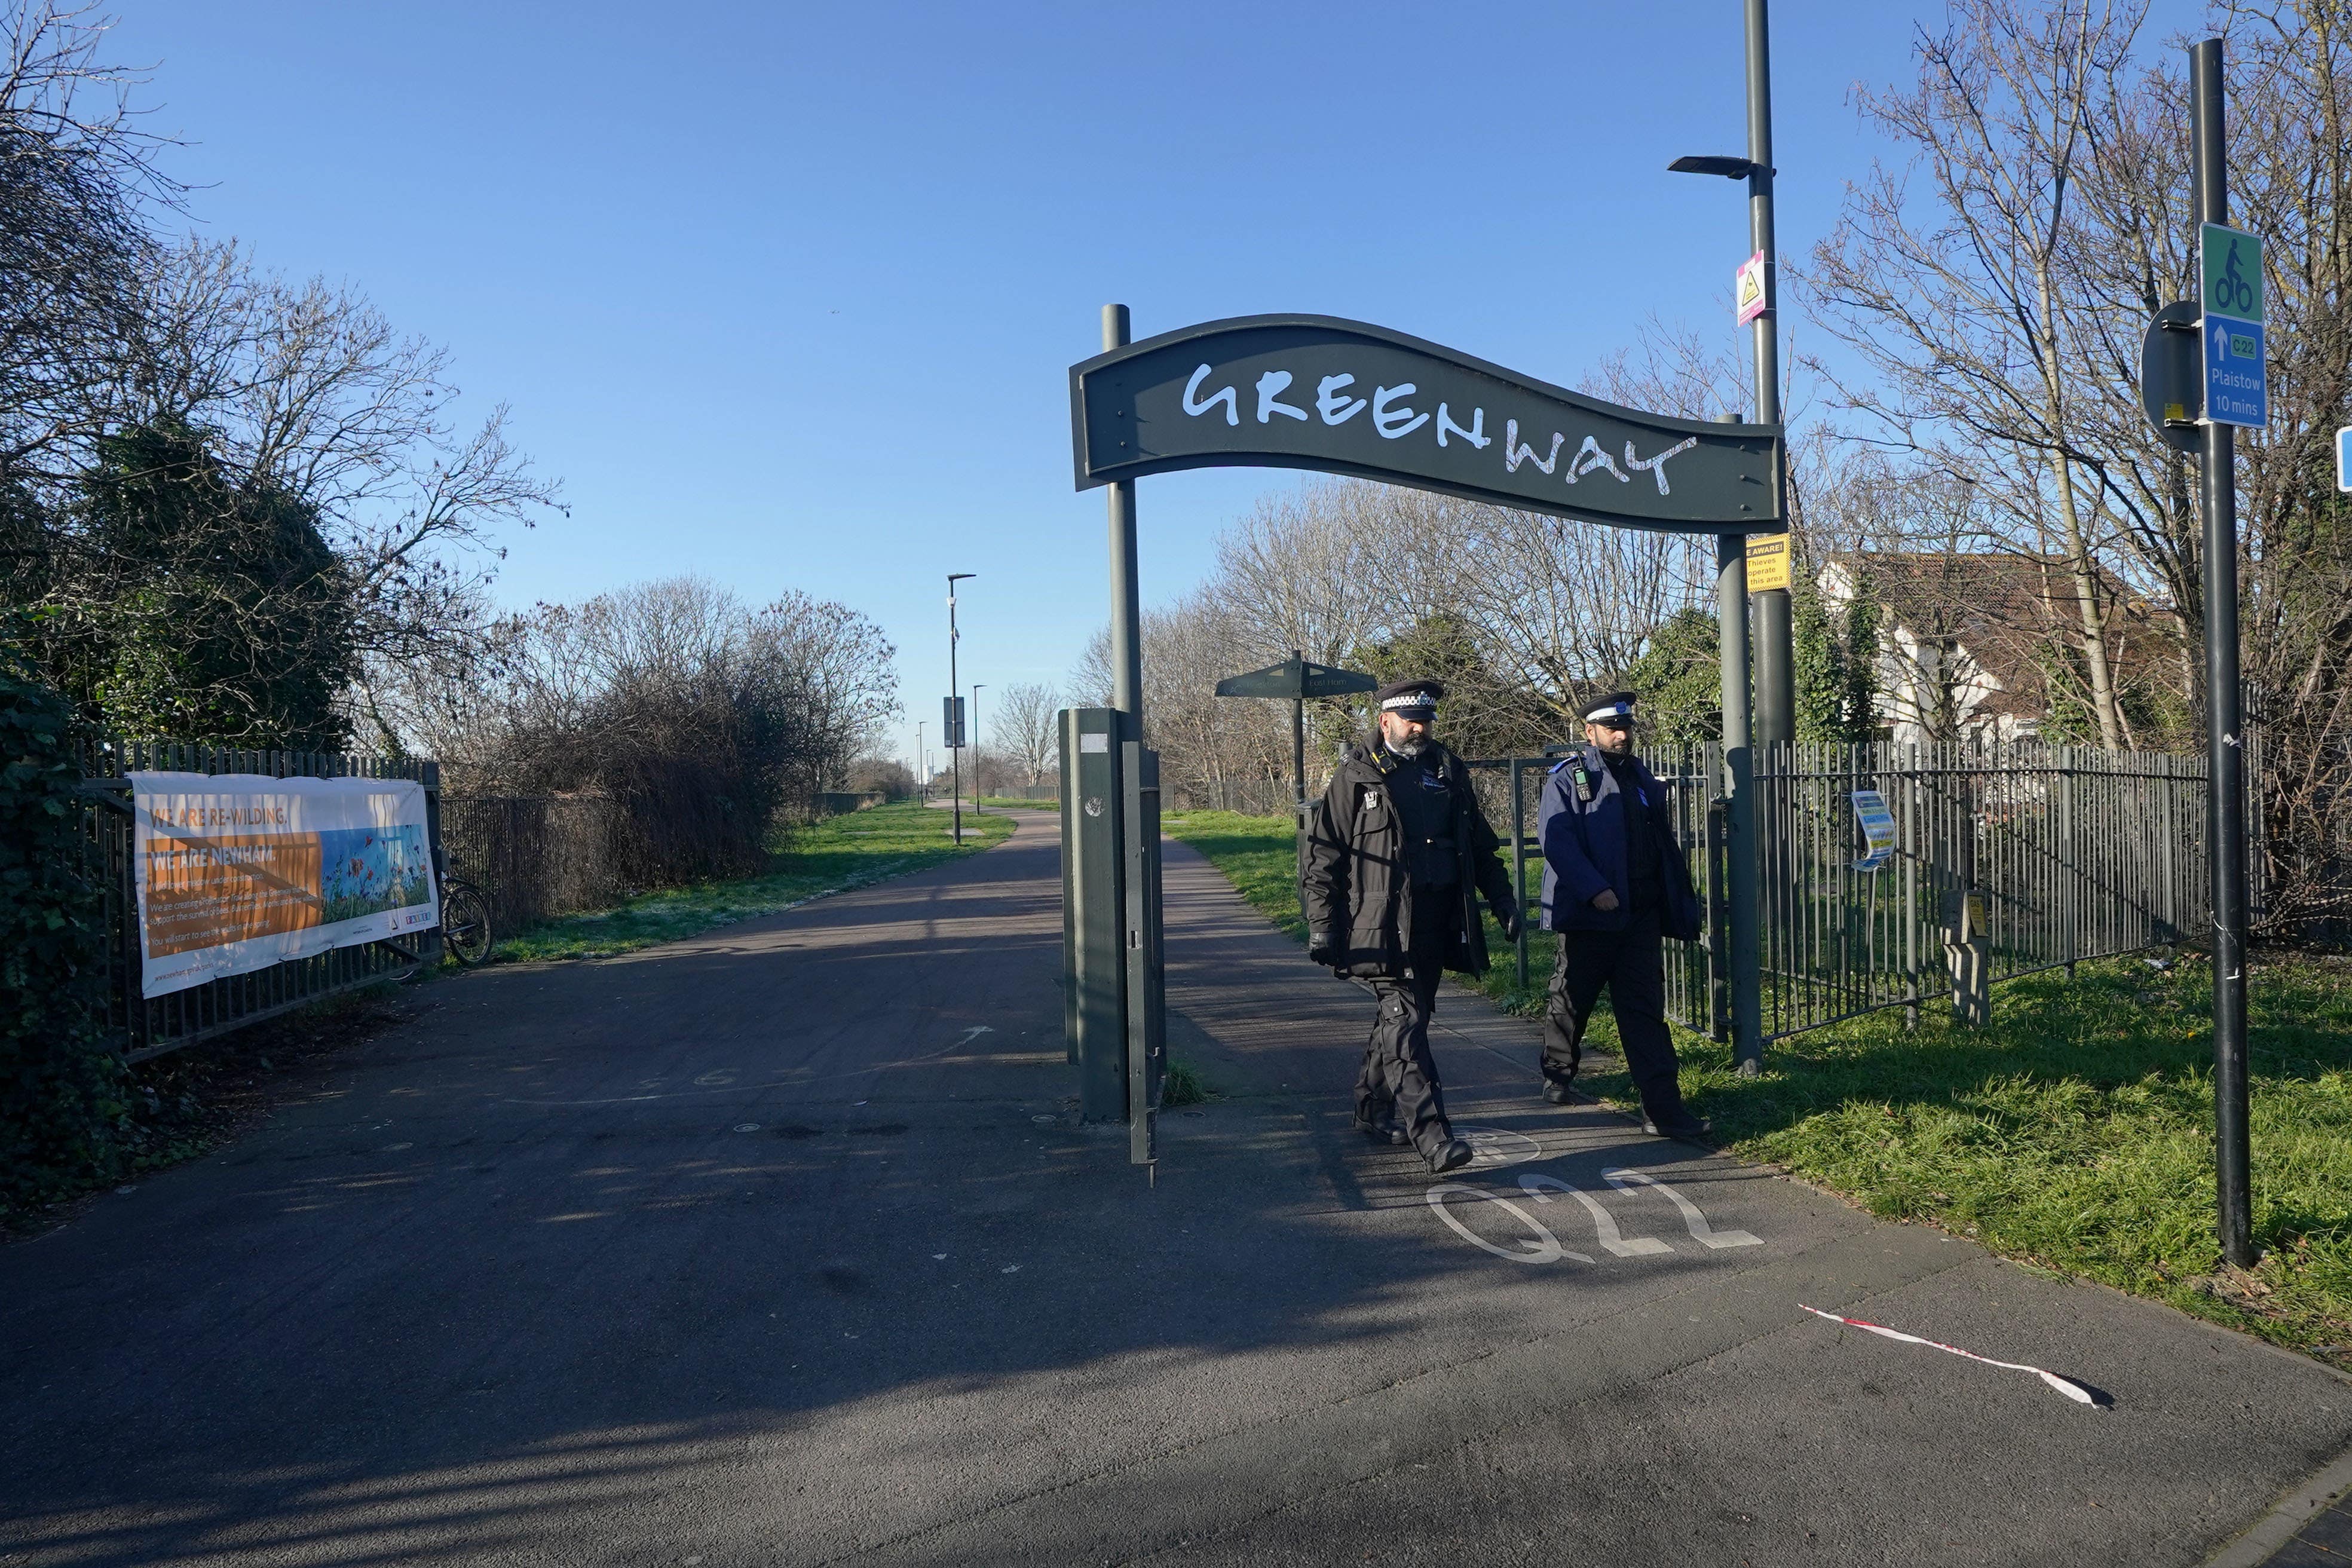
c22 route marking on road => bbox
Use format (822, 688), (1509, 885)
(1426, 1184), (1592, 1264)
(1603, 1167), (1762, 1249)
(1520, 1174), (1673, 1256)
(1425, 1168), (1764, 1265)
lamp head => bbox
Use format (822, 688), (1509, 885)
(1669, 154), (1772, 179)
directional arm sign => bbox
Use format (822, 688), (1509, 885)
(2201, 223), (2267, 428)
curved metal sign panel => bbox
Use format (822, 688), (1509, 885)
(1070, 315), (1783, 535)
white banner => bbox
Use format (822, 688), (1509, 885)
(130, 773), (439, 999)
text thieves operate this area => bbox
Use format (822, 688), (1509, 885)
(1070, 316), (1783, 535)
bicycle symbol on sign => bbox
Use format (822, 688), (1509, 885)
(2215, 241), (2258, 315)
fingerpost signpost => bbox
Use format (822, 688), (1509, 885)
(1214, 651), (1380, 931)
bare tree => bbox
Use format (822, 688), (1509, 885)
(1805, 0), (2148, 748)
(0, 1), (181, 483)
(988, 681), (1059, 785)
(1808, 0), (2352, 922)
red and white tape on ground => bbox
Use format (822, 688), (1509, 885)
(1800, 1304), (2106, 1408)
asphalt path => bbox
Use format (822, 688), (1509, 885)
(5, 806), (2348, 1567)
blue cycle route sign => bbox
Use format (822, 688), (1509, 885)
(2201, 222), (2267, 428)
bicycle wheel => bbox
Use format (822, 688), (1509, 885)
(441, 881), (494, 967)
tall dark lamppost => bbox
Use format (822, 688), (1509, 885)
(947, 572), (975, 844)
(1671, 0), (1788, 1076)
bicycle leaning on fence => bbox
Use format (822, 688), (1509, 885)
(438, 868), (494, 967)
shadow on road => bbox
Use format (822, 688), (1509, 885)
(5, 811), (2344, 1568)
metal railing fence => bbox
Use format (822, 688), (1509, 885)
(1477, 740), (2213, 1044)
(1747, 742), (2206, 1040)
(72, 739), (443, 1062)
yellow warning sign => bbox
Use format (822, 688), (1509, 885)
(1744, 532), (1791, 593)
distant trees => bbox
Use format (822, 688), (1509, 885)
(988, 681), (1060, 785)
(843, 756), (915, 801)
(1077, 468), (1728, 806)
(393, 577), (899, 881)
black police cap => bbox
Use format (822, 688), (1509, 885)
(1374, 679), (1445, 718)
(1582, 691), (1638, 725)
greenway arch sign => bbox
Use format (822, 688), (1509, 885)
(1070, 314), (1783, 534)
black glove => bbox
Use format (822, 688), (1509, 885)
(1494, 904), (1523, 942)
(1307, 929), (1339, 964)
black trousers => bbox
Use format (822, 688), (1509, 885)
(1542, 903), (1690, 1121)
(1354, 895), (1456, 1157)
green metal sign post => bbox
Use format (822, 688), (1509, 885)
(2192, 40), (2255, 1269)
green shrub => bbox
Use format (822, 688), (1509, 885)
(0, 641), (124, 1208)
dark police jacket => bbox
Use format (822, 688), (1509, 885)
(1537, 744), (1702, 941)
(1302, 739), (1517, 978)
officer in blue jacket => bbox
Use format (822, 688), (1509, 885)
(1536, 691), (1710, 1140)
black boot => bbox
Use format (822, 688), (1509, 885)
(1351, 1112), (1408, 1146)
(1642, 1109), (1713, 1141)
(1424, 1137), (1475, 1174)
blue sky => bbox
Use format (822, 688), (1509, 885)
(103, 1), (2206, 771)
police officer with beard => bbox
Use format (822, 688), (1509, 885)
(1303, 680), (1521, 1174)
(1536, 691), (1711, 1140)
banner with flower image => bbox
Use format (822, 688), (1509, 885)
(130, 773), (438, 999)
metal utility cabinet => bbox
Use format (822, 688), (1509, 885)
(1058, 707), (1163, 1167)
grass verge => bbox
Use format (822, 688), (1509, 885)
(1162, 807), (2352, 1365)
(495, 800), (1016, 961)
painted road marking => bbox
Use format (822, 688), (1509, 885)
(1423, 1163), (1764, 1264)
(1518, 1174), (1673, 1257)
(1425, 1184), (1591, 1264)
(1457, 1126), (1545, 1169)
(1603, 1167), (1762, 1249)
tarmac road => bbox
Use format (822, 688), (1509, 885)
(4, 806), (2347, 1567)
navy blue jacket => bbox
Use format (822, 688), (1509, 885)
(1537, 745), (1702, 940)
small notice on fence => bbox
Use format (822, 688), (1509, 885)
(1850, 789), (1898, 872)
(130, 773), (439, 999)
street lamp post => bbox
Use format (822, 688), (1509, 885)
(947, 572), (975, 845)
(970, 684), (985, 816)
(916, 721), (924, 802)
(1671, 0), (1788, 1076)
